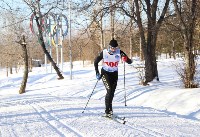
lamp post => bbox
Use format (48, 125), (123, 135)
(68, 0), (72, 80)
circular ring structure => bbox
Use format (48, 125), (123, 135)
(30, 13), (46, 34)
(57, 14), (68, 37)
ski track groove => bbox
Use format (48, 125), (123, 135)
(31, 103), (84, 137)
(89, 109), (170, 137)
(125, 122), (170, 137)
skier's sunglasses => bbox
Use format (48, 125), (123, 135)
(109, 46), (117, 50)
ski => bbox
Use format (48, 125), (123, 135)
(102, 114), (126, 124)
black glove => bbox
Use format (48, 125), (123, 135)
(96, 72), (101, 80)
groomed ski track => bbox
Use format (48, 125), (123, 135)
(1, 94), (200, 137)
(1, 62), (200, 137)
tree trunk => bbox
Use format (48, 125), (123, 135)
(35, 18), (64, 80)
(172, 40), (176, 59)
(184, 41), (196, 88)
(144, 31), (159, 83)
(129, 18), (134, 59)
(132, 0), (169, 85)
(6, 62), (8, 77)
(173, 0), (197, 88)
(139, 37), (144, 61)
(19, 35), (29, 94)
(110, 0), (115, 39)
(38, 33), (64, 80)
(10, 65), (13, 74)
(99, 0), (104, 50)
(29, 57), (32, 72)
(35, 1), (64, 80)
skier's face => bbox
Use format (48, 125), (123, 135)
(108, 46), (118, 54)
(109, 46), (117, 52)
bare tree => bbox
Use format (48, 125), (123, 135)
(119, 0), (170, 85)
(18, 35), (29, 94)
(109, 0), (115, 39)
(173, 0), (199, 88)
(99, 0), (105, 49)
(0, 10), (24, 76)
(23, 0), (64, 79)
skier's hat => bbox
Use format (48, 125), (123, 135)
(109, 38), (118, 47)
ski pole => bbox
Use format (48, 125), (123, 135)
(82, 80), (99, 113)
(124, 61), (127, 106)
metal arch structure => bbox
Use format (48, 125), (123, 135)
(51, 13), (68, 47)
(43, 12), (56, 73)
(29, 11), (69, 73)
(50, 13), (69, 72)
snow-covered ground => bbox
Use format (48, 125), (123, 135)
(0, 57), (200, 137)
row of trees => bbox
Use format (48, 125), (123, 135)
(76, 0), (200, 87)
(0, 0), (200, 93)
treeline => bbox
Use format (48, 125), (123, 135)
(0, 0), (199, 88)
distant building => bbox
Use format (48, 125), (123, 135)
(32, 59), (42, 67)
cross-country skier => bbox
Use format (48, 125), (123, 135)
(94, 38), (132, 117)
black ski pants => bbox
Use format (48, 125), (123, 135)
(101, 69), (118, 113)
